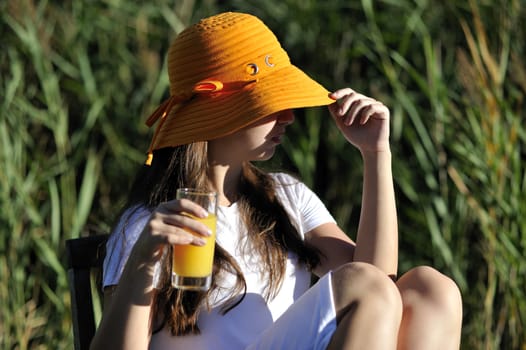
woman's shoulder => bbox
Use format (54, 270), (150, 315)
(268, 171), (335, 232)
(107, 205), (152, 245)
(269, 171), (301, 186)
(103, 205), (155, 288)
(115, 205), (151, 230)
(269, 171), (310, 202)
(121, 204), (152, 221)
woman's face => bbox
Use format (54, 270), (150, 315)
(208, 109), (295, 164)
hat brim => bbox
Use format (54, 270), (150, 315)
(152, 64), (335, 149)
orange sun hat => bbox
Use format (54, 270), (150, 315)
(145, 12), (334, 165)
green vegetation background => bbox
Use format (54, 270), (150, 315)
(1, 0), (524, 348)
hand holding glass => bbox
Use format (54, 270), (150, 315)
(172, 188), (217, 291)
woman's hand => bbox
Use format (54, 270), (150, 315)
(134, 199), (212, 262)
(328, 88), (391, 153)
(92, 199), (212, 350)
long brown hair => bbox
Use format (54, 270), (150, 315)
(118, 143), (321, 335)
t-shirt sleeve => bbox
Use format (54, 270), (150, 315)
(102, 206), (152, 288)
(296, 182), (336, 233)
(272, 173), (336, 236)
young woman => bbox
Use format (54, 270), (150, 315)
(90, 12), (462, 350)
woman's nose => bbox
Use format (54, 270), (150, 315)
(277, 110), (295, 125)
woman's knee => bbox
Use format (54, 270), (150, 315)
(331, 262), (402, 318)
(397, 266), (463, 321)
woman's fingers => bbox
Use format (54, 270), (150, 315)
(329, 87), (354, 101)
(148, 217), (204, 246)
(160, 211), (211, 237)
(160, 222), (207, 246)
(147, 200), (213, 247)
(345, 97), (372, 125)
(330, 89), (387, 126)
(161, 198), (209, 218)
(359, 101), (386, 125)
(159, 199), (211, 236)
(342, 97), (379, 126)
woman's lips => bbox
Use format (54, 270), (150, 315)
(271, 133), (284, 143)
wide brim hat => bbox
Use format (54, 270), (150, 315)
(145, 12), (334, 165)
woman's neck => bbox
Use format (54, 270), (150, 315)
(208, 163), (243, 207)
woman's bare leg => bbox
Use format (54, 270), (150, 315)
(396, 266), (463, 350)
(327, 262), (403, 350)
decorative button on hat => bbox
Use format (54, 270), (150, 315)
(145, 12), (334, 165)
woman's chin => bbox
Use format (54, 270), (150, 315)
(252, 148), (277, 161)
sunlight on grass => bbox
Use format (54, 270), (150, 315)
(1, 0), (524, 348)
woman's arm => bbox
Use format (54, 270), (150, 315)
(306, 223), (355, 277)
(307, 88), (398, 277)
(90, 199), (212, 349)
(89, 248), (157, 350)
(354, 149), (397, 277)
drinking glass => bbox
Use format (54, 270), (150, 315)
(172, 188), (217, 291)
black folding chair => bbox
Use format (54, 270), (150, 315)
(65, 234), (108, 350)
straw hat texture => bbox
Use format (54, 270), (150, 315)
(145, 12), (334, 165)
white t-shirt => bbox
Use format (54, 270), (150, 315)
(103, 172), (336, 349)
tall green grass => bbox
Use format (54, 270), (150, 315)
(231, 1), (525, 348)
(0, 0), (214, 347)
(1, 0), (524, 348)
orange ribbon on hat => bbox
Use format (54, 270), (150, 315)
(144, 94), (186, 165)
(144, 79), (257, 165)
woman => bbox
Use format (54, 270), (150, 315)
(90, 12), (462, 350)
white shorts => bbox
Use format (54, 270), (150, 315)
(246, 272), (337, 350)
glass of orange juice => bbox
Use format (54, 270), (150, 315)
(172, 188), (217, 291)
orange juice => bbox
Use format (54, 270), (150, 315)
(172, 214), (217, 277)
